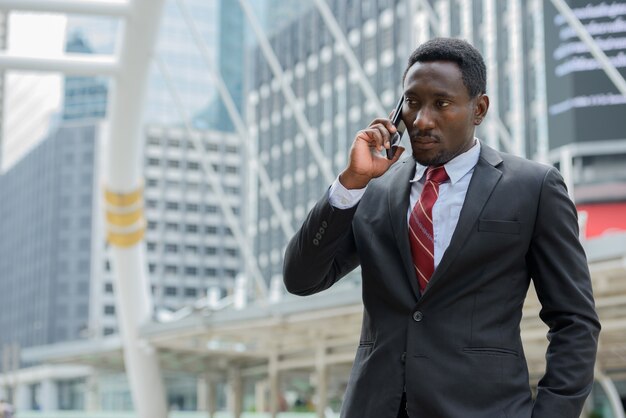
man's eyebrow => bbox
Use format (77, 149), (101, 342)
(432, 90), (456, 99)
(404, 90), (457, 99)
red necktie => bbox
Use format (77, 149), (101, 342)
(408, 166), (449, 292)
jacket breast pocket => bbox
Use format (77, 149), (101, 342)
(478, 219), (521, 235)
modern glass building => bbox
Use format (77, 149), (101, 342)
(247, 0), (626, 283)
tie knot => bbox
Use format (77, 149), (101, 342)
(426, 166), (449, 184)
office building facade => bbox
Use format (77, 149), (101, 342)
(247, 0), (626, 284)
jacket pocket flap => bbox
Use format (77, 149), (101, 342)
(478, 219), (521, 234)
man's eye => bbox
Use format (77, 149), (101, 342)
(438, 101), (450, 108)
(405, 98), (418, 106)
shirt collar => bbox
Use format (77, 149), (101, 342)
(410, 139), (481, 185)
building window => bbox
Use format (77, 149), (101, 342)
(205, 268), (217, 276)
(147, 242), (157, 251)
(167, 160), (179, 168)
(185, 266), (198, 276)
(186, 203), (199, 212)
(206, 226), (217, 234)
(103, 327), (115, 336)
(148, 263), (156, 273)
(164, 286), (177, 296)
(148, 158), (160, 166)
(166, 201), (179, 210)
(225, 269), (237, 277)
(147, 221), (158, 230)
(166, 223), (179, 231)
(184, 288), (198, 297)
(186, 224), (198, 233)
(185, 245), (198, 254)
(104, 305), (115, 315)
(205, 247), (217, 255)
(165, 244), (178, 253)
(205, 205), (218, 214)
(188, 161), (200, 170)
(104, 282), (114, 293)
(165, 265), (178, 274)
(225, 248), (238, 257)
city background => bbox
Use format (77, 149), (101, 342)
(0, 0), (625, 417)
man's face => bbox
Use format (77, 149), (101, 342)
(401, 60), (488, 166)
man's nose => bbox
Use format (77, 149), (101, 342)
(413, 107), (435, 131)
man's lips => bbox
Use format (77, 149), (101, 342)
(411, 136), (440, 147)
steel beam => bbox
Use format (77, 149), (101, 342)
(175, 0), (294, 240)
(312, 0), (385, 116)
(0, 0), (130, 17)
(154, 56), (268, 300)
(0, 53), (118, 76)
(237, 0), (334, 185)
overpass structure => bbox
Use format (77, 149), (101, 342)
(0, 0), (625, 417)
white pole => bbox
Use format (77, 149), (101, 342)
(237, 0), (334, 185)
(0, 0), (130, 16)
(312, 0), (385, 116)
(0, 53), (118, 76)
(104, 0), (168, 416)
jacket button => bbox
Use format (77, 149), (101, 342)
(321, 221), (328, 228)
(412, 311), (423, 322)
(313, 238), (319, 246)
(315, 233), (322, 240)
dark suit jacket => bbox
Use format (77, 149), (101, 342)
(283, 144), (600, 418)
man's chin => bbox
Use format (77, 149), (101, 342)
(412, 151), (447, 167)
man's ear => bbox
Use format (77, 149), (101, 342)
(473, 94), (489, 126)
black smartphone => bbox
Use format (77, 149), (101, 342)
(386, 95), (406, 159)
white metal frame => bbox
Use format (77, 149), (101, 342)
(237, 0), (334, 185)
(0, 1), (169, 416)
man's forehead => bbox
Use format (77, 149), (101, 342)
(403, 61), (467, 94)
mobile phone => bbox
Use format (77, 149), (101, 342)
(386, 95), (406, 159)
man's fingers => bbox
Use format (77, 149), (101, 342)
(369, 117), (396, 134)
(389, 146), (406, 163)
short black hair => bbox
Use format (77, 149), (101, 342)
(403, 37), (487, 98)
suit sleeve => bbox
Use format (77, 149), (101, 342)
(528, 168), (601, 418)
(283, 190), (361, 296)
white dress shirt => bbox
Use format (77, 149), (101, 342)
(329, 140), (481, 269)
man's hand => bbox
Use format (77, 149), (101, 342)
(339, 117), (405, 189)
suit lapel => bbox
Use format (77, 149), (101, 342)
(388, 159), (420, 297)
(422, 144), (503, 296)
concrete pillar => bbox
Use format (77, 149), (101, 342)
(315, 343), (329, 418)
(227, 366), (243, 418)
(197, 375), (218, 418)
(254, 379), (268, 414)
(85, 371), (100, 411)
(40, 378), (58, 411)
(268, 353), (279, 418)
(15, 383), (29, 411)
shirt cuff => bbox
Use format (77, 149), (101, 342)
(328, 177), (367, 209)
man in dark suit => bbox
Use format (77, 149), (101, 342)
(283, 38), (600, 418)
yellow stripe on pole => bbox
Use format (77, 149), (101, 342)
(107, 227), (146, 248)
(104, 185), (145, 247)
(104, 186), (143, 207)
(106, 209), (143, 227)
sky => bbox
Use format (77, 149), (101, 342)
(2, 12), (67, 171)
